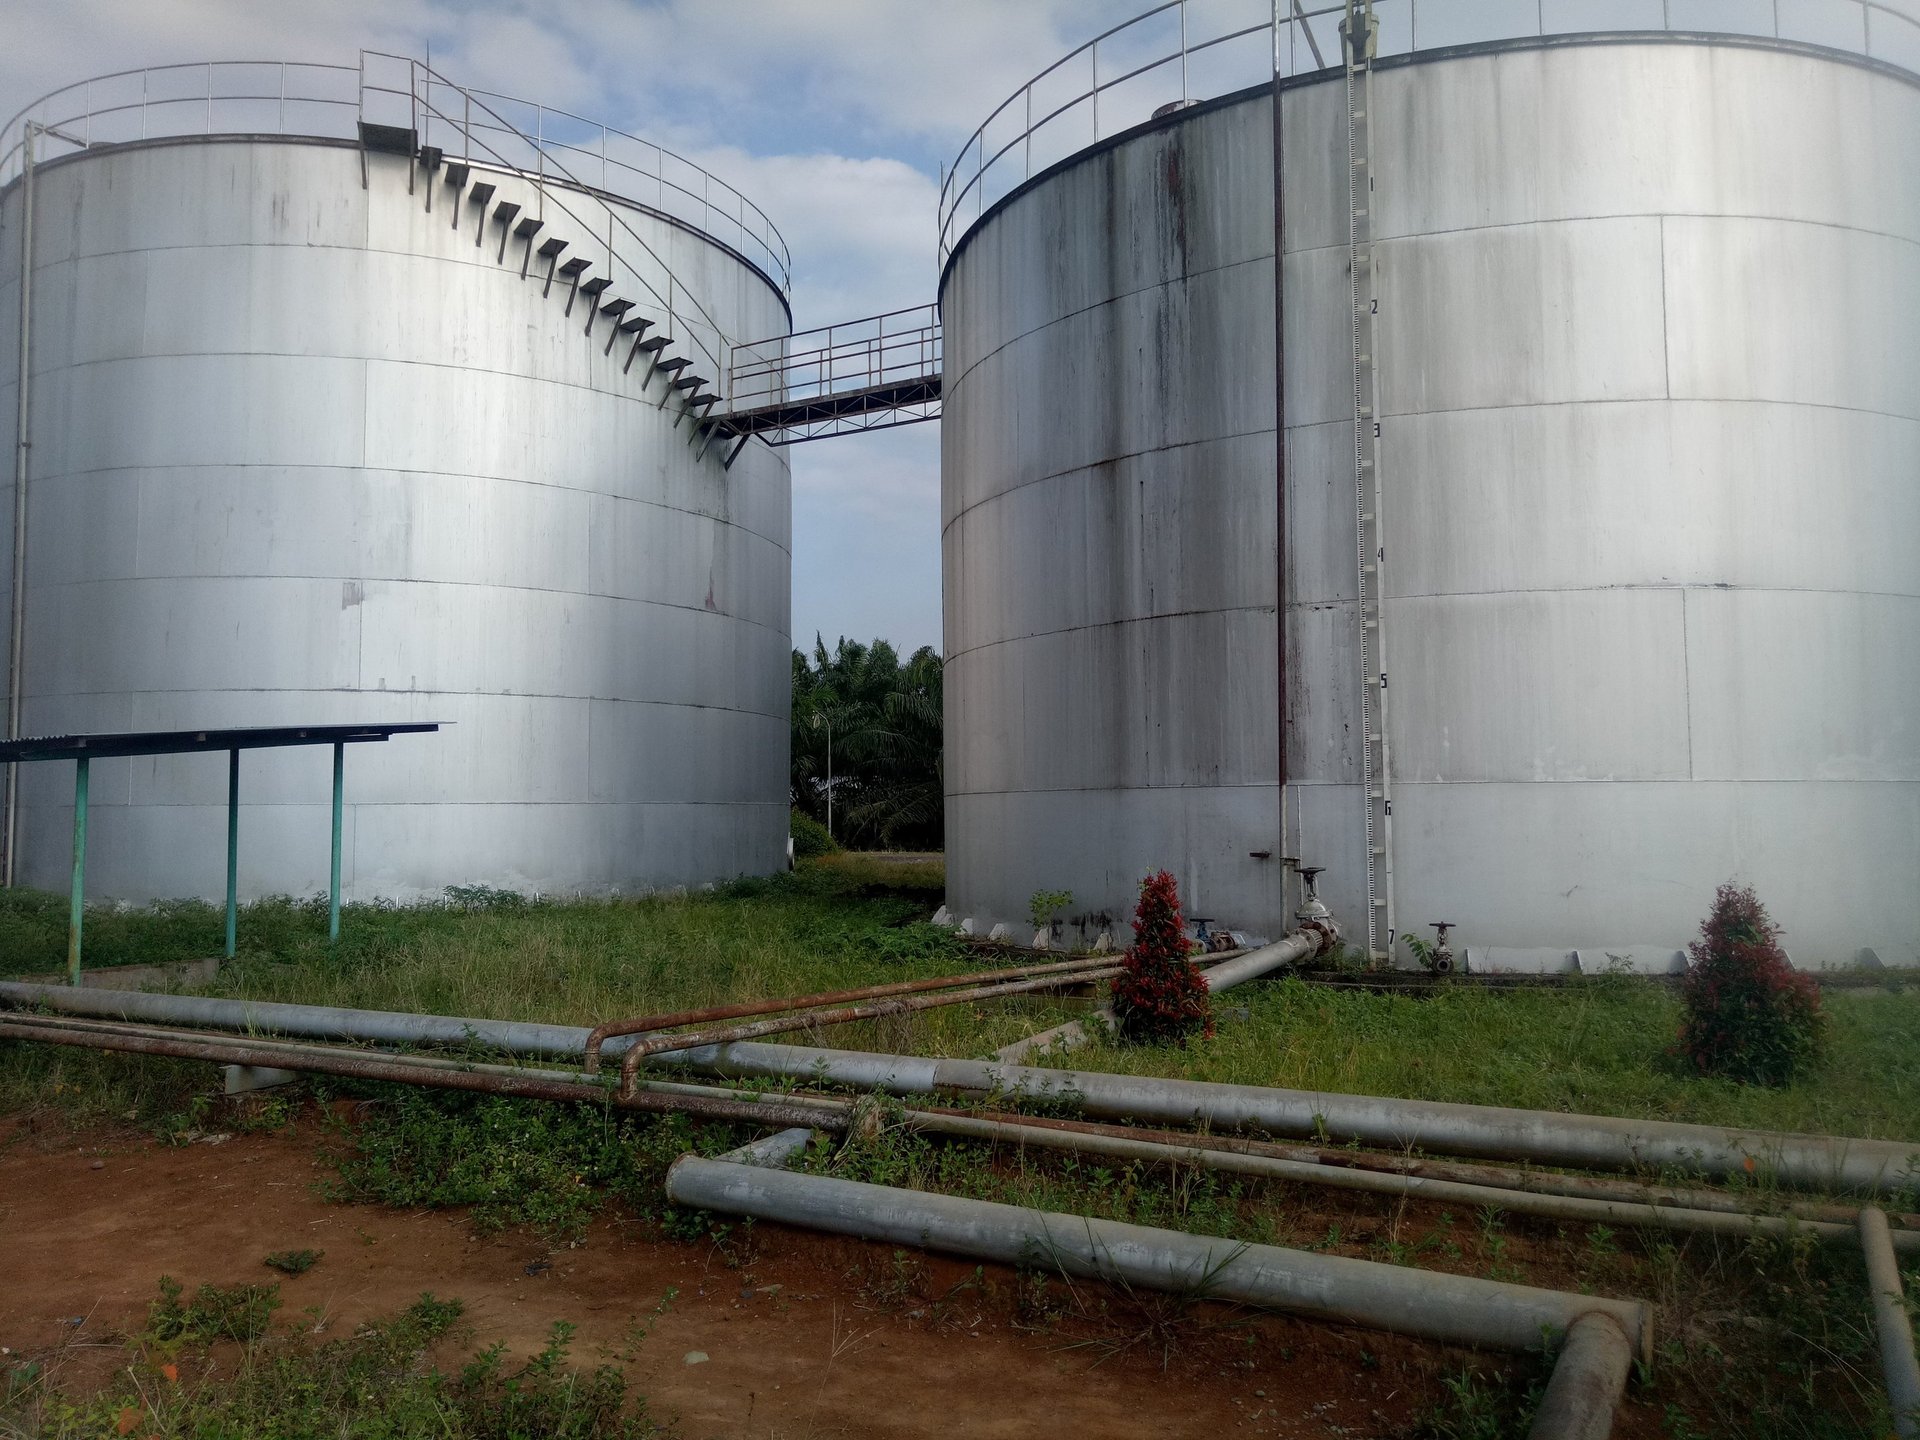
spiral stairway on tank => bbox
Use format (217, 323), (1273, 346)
(360, 119), (740, 468)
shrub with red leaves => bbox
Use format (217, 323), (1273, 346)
(1675, 883), (1824, 1086)
(1111, 870), (1213, 1046)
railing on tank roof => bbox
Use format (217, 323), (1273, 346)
(0, 55), (791, 299)
(937, 0), (1920, 268)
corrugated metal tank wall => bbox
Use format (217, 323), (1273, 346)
(0, 138), (792, 901)
(940, 37), (1920, 968)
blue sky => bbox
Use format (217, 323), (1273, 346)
(2, 0), (1155, 658)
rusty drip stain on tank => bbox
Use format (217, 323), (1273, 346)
(1161, 139), (1188, 275)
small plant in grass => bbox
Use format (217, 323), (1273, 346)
(1110, 870), (1212, 1046)
(1027, 888), (1072, 940)
(1675, 883), (1825, 1086)
(1027, 888), (1072, 931)
(147, 1276), (281, 1346)
(264, 1248), (323, 1276)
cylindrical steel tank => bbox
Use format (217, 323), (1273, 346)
(0, 68), (792, 901)
(940, 14), (1920, 968)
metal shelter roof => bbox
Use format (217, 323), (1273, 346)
(0, 722), (443, 765)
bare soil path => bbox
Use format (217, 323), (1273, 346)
(0, 1117), (1500, 1438)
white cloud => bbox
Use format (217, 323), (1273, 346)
(0, 0), (1169, 657)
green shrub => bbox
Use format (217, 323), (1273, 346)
(1676, 883), (1825, 1086)
(790, 808), (839, 858)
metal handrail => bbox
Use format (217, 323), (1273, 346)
(393, 54), (735, 388)
(937, 0), (1920, 267)
(409, 78), (789, 295)
(0, 56), (790, 297)
(728, 304), (942, 411)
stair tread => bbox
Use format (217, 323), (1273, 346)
(536, 236), (568, 257)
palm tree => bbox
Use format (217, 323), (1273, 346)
(791, 637), (942, 850)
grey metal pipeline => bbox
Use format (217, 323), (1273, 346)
(995, 925), (1331, 1062)
(979, 1110), (1902, 1230)
(665, 1146), (1654, 1362)
(674, 1045), (1920, 1196)
(5, 980), (1915, 1193)
(1861, 1207), (1920, 1439)
(916, 1106), (1920, 1255)
(0, 1012), (841, 1134)
(10, 1003), (1913, 1254)
(1527, 1313), (1636, 1440)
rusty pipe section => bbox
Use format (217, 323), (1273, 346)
(0, 1013), (840, 1133)
(6, 980), (1915, 1193)
(667, 1046), (1920, 1196)
(5, 1005), (1914, 1254)
(614, 967), (1122, 1098)
(956, 1109), (1914, 1233)
(910, 1105), (1920, 1254)
(996, 925), (1336, 1062)
(583, 952), (1119, 1074)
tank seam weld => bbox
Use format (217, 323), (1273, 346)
(943, 213), (1920, 397)
(20, 574), (794, 639)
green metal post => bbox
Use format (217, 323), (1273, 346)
(67, 756), (88, 985)
(328, 741), (343, 943)
(224, 747), (239, 959)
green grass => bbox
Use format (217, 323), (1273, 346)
(4, 858), (1919, 1438)
(0, 855), (1087, 1124)
(1032, 975), (1920, 1143)
(4, 1283), (659, 1438)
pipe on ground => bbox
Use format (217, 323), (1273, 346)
(963, 1109), (1908, 1230)
(916, 1107), (1920, 1254)
(1527, 1312), (1636, 1440)
(584, 952), (1122, 1072)
(12, 1006), (1913, 1253)
(682, 1046), (1920, 1196)
(1861, 1207), (1920, 1439)
(5, 981), (1914, 1194)
(995, 927), (1329, 1062)
(665, 1151), (1653, 1362)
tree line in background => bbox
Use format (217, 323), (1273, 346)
(791, 637), (943, 852)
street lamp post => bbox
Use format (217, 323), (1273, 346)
(812, 712), (833, 840)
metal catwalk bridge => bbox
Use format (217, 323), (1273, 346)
(713, 305), (941, 450)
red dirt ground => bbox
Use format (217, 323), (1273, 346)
(0, 1115), (1664, 1438)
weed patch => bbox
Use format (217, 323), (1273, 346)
(4, 1284), (658, 1438)
(321, 1087), (753, 1242)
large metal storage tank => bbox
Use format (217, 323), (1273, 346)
(0, 61), (793, 901)
(940, 7), (1920, 968)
